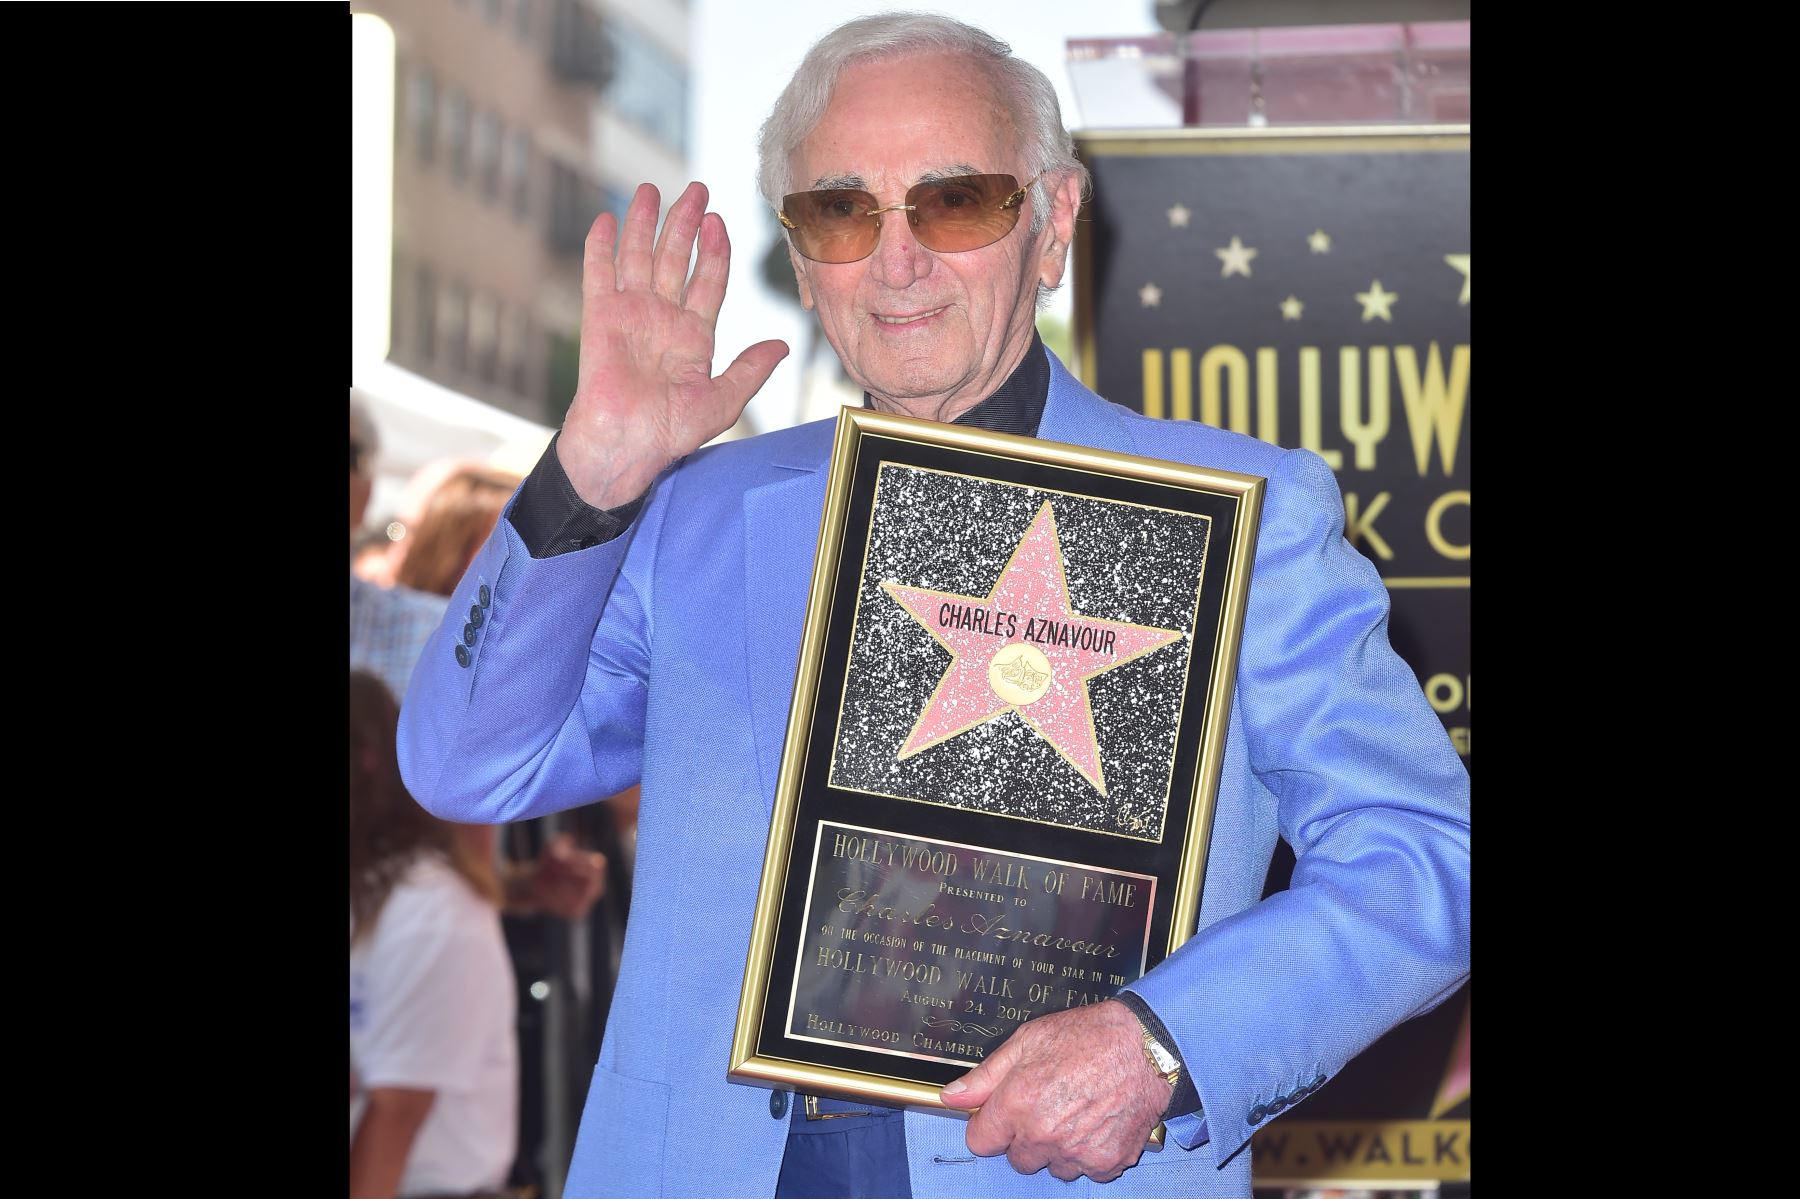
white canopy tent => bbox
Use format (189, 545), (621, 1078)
(352, 359), (555, 530)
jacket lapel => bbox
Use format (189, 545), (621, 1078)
(741, 436), (833, 804)
(1037, 349), (1136, 455)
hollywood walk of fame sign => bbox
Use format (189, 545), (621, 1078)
(1072, 126), (1470, 1187)
(731, 408), (1263, 1110)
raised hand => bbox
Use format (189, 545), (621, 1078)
(939, 999), (1171, 1184)
(556, 181), (790, 509)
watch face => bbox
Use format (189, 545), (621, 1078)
(1144, 1032), (1178, 1074)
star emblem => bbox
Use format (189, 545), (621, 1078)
(1139, 282), (1163, 308)
(1279, 296), (1304, 321)
(880, 501), (1186, 795)
(1166, 203), (1191, 228)
(1356, 280), (1398, 322)
(1215, 236), (1257, 278)
(1445, 254), (1470, 304)
(1307, 229), (1332, 254)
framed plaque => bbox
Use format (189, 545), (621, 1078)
(729, 408), (1264, 1109)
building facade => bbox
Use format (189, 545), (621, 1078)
(354, 0), (692, 425)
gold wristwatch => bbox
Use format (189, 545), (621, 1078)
(1136, 1019), (1182, 1088)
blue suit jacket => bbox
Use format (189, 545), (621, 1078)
(399, 351), (1470, 1198)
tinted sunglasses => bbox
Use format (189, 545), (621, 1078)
(778, 172), (1041, 264)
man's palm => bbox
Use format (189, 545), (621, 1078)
(560, 181), (789, 509)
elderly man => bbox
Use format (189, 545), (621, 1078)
(399, 13), (1469, 1198)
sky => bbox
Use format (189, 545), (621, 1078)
(689, 2), (1166, 435)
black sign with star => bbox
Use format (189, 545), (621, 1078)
(1073, 127), (1470, 1188)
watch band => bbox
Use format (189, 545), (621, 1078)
(1113, 992), (1201, 1120)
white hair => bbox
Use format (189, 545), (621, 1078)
(756, 12), (1092, 254)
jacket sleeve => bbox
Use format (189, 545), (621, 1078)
(1122, 446), (1470, 1162)
(396, 471), (674, 824)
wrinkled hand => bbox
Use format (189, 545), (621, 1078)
(939, 999), (1170, 1184)
(558, 181), (789, 509)
(520, 832), (607, 920)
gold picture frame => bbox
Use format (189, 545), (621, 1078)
(729, 407), (1263, 1110)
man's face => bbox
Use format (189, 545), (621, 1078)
(786, 53), (1079, 421)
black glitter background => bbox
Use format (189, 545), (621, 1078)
(826, 464), (1211, 841)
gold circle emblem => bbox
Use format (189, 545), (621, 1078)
(988, 643), (1054, 706)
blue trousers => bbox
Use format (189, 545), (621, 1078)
(774, 1094), (913, 1199)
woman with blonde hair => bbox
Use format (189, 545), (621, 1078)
(349, 670), (517, 1199)
(392, 467), (521, 598)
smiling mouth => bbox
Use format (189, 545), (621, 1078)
(872, 307), (947, 326)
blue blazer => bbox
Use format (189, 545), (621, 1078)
(399, 351), (1471, 1198)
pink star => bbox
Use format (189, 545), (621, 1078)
(880, 501), (1185, 794)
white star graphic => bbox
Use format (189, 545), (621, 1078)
(1279, 296), (1304, 321)
(1356, 280), (1399, 322)
(1167, 203), (1191, 228)
(1139, 282), (1163, 308)
(1445, 254), (1470, 305)
(1307, 229), (1332, 254)
(1215, 236), (1257, 278)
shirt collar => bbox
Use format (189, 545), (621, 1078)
(861, 331), (1049, 439)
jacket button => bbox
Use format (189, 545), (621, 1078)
(455, 644), (472, 668)
(1267, 1097), (1288, 1114)
(1247, 1104), (1266, 1124)
(479, 584), (492, 608)
(462, 623), (478, 646)
(469, 604), (484, 628)
(1311, 1074), (1328, 1090)
(769, 1090), (789, 1119)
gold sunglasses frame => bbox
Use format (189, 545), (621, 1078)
(777, 172), (1043, 262)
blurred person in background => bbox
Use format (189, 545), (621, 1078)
(353, 525), (400, 587)
(350, 669), (521, 1199)
(351, 400), (612, 921)
(380, 456), (491, 592)
(351, 399), (462, 702)
(380, 461), (611, 920)
(392, 467), (523, 597)
(371, 451), (625, 1199)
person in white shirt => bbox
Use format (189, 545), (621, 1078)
(350, 669), (518, 1199)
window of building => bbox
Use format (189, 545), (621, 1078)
(548, 160), (604, 257)
(415, 265), (438, 359)
(472, 294), (501, 384)
(498, 305), (517, 390)
(603, 186), (632, 226)
(505, 131), (533, 220)
(549, 0), (610, 87)
(409, 68), (437, 165)
(475, 111), (504, 203)
(444, 283), (470, 374)
(390, 249), (408, 351)
(514, 0), (533, 42)
(604, 21), (688, 156)
(443, 90), (471, 186)
(483, 0), (503, 23)
(546, 329), (580, 423)
(509, 311), (533, 396)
